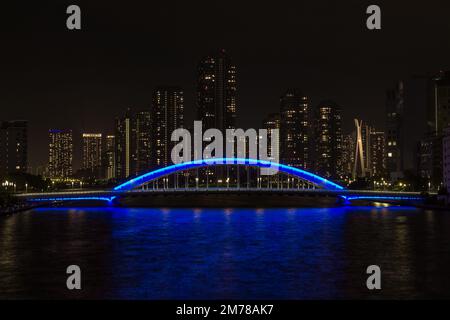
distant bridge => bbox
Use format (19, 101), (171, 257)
(17, 158), (426, 206)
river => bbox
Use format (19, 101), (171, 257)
(0, 205), (449, 299)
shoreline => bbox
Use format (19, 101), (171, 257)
(0, 203), (47, 217)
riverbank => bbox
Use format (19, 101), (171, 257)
(0, 202), (46, 217)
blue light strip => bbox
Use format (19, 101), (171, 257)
(28, 196), (115, 203)
(113, 157), (345, 192)
(342, 195), (424, 201)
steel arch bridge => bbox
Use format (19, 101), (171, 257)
(19, 158), (426, 205)
(113, 158), (345, 192)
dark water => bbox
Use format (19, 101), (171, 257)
(1, 206), (450, 299)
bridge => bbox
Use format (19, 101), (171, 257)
(17, 158), (427, 206)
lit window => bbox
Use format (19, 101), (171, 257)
(388, 152), (393, 157)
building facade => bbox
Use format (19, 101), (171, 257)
(417, 134), (442, 190)
(429, 71), (450, 136)
(81, 133), (103, 179)
(280, 90), (309, 169)
(341, 134), (355, 179)
(115, 110), (136, 180)
(417, 71), (450, 190)
(48, 129), (73, 179)
(197, 49), (236, 131)
(314, 101), (343, 179)
(104, 135), (116, 180)
(152, 87), (184, 168)
(0, 120), (28, 178)
(443, 127), (450, 192)
(385, 81), (405, 180)
(135, 111), (151, 174)
(370, 131), (386, 178)
(262, 113), (281, 160)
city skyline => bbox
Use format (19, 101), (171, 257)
(2, 55), (449, 193)
(1, 63), (436, 173)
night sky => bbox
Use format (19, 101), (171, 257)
(1, 0), (450, 170)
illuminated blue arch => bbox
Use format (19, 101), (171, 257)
(114, 158), (345, 192)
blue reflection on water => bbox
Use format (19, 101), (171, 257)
(3, 205), (447, 299)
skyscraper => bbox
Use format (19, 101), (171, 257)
(341, 134), (355, 178)
(48, 129), (73, 179)
(416, 71), (450, 190)
(197, 49), (236, 131)
(104, 135), (116, 180)
(262, 113), (281, 159)
(152, 87), (184, 168)
(135, 111), (151, 174)
(82, 133), (103, 179)
(280, 90), (309, 169)
(429, 71), (450, 135)
(314, 101), (342, 179)
(0, 120), (28, 177)
(443, 127), (450, 192)
(370, 131), (386, 178)
(385, 81), (405, 180)
(196, 50), (236, 183)
(417, 134), (442, 190)
(115, 110), (135, 180)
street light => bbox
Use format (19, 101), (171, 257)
(25, 183), (28, 193)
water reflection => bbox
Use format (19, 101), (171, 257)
(0, 206), (449, 299)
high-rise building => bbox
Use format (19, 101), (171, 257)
(115, 110), (136, 180)
(135, 111), (151, 174)
(81, 133), (102, 179)
(429, 71), (450, 135)
(197, 49), (236, 131)
(314, 101), (343, 179)
(262, 113), (281, 159)
(416, 71), (450, 190)
(152, 87), (184, 168)
(370, 131), (386, 178)
(443, 127), (450, 192)
(417, 134), (442, 190)
(104, 135), (116, 180)
(0, 120), (28, 177)
(280, 90), (309, 169)
(385, 81), (405, 180)
(341, 134), (355, 178)
(196, 50), (236, 184)
(48, 129), (73, 179)
(402, 75), (430, 171)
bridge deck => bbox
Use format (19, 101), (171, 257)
(16, 188), (428, 205)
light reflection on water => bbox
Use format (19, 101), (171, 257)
(0, 206), (450, 299)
